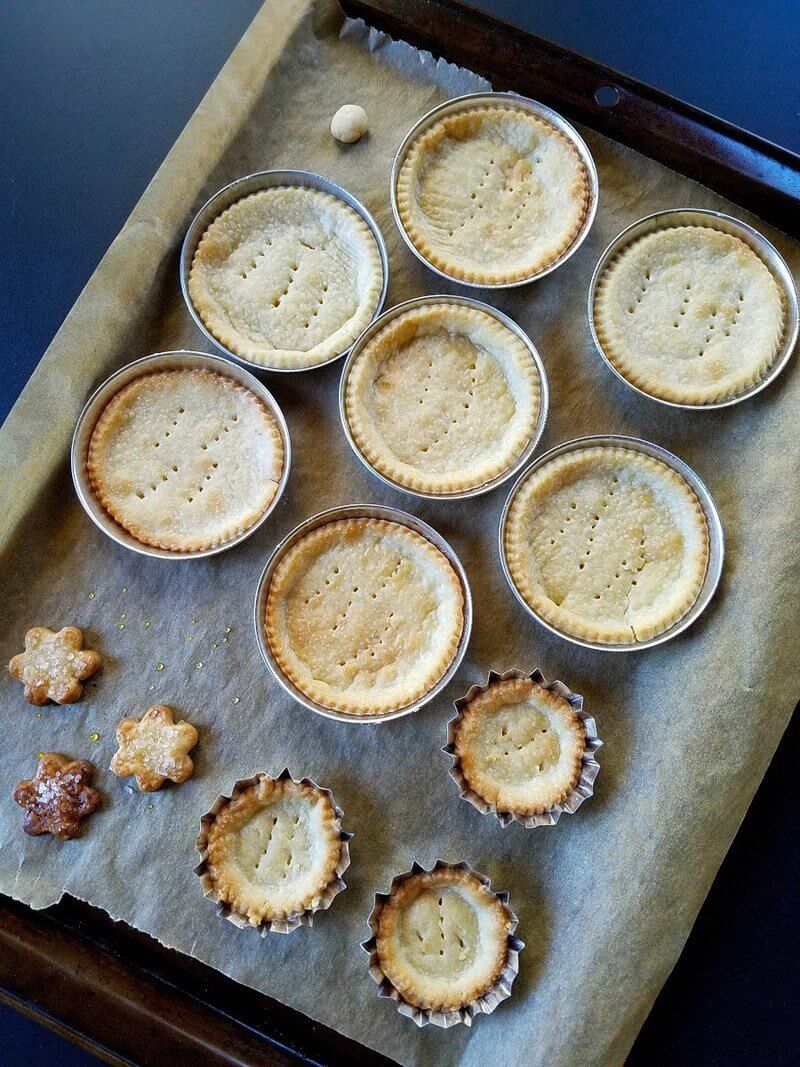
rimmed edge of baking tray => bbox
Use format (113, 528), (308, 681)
(338, 294), (550, 499)
(498, 434), (725, 651)
(253, 503), (473, 723)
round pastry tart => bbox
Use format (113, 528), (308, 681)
(593, 225), (786, 404)
(344, 302), (542, 495)
(87, 369), (284, 552)
(395, 102), (590, 285)
(202, 775), (345, 927)
(188, 186), (383, 369)
(452, 676), (585, 816)
(374, 867), (513, 1012)
(504, 446), (709, 645)
(265, 518), (465, 715)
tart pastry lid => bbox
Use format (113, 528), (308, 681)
(391, 91), (598, 289)
(180, 169), (389, 373)
(362, 860), (523, 1028)
(445, 668), (602, 828)
(588, 208), (799, 409)
(194, 768), (352, 935)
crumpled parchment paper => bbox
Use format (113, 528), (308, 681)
(0, 3), (797, 1065)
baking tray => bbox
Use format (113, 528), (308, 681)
(2, 1), (799, 1065)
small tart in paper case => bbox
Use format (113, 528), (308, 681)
(203, 776), (343, 925)
(188, 187), (383, 369)
(344, 303), (541, 494)
(87, 369), (283, 552)
(396, 104), (589, 284)
(265, 518), (464, 715)
(453, 677), (585, 816)
(375, 867), (511, 1012)
(594, 225), (785, 404)
(504, 446), (708, 644)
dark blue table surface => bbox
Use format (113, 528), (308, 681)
(1, 2), (797, 1065)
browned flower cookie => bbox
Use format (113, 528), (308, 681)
(13, 753), (101, 839)
(110, 704), (198, 791)
(8, 626), (101, 705)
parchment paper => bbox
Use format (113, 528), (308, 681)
(1, 3), (798, 1064)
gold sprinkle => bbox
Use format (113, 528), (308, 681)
(148, 684), (154, 691)
(121, 587), (127, 593)
(211, 643), (217, 649)
(37, 751), (44, 759)
(196, 661), (204, 669)
(232, 697), (240, 705)
(143, 621), (151, 628)
(120, 613), (126, 620)
(147, 802), (154, 811)
(190, 618), (197, 625)
(118, 623), (125, 630)
(156, 662), (165, 671)
(224, 627), (232, 634)
(222, 637), (228, 643)
(90, 732), (99, 743)
(87, 592), (95, 600)
(187, 635), (193, 642)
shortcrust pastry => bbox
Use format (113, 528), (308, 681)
(204, 776), (343, 926)
(375, 867), (511, 1012)
(265, 518), (464, 715)
(396, 104), (589, 284)
(9, 626), (101, 705)
(504, 447), (709, 644)
(87, 369), (283, 552)
(14, 754), (101, 840)
(453, 677), (584, 815)
(344, 303), (541, 494)
(594, 225), (785, 404)
(110, 705), (198, 792)
(188, 187), (383, 369)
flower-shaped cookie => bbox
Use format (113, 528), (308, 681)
(8, 626), (102, 705)
(13, 753), (102, 839)
(110, 704), (198, 791)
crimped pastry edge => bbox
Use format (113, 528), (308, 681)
(264, 518), (465, 715)
(188, 187), (383, 369)
(87, 368), (284, 552)
(396, 104), (590, 285)
(362, 859), (523, 1027)
(345, 303), (541, 494)
(445, 668), (602, 827)
(504, 446), (709, 645)
(593, 224), (787, 405)
(195, 769), (352, 934)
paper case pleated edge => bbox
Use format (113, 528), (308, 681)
(361, 859), (524, 1028)
(194, 767), (352, 935)
(444, 668), (602, 828)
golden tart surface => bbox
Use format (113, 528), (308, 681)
(454, 677), (585, 815)
(375, 868), (511, 1012)
(87, 369), (283, 552)
(204, 776), (343, 925)
(344, 303), (541, 494)
(265, 518), (464, 715)
(188, 187), (383, 369)
(594, 225), (785, 404)
(504, 447), (709, 644)
(396, 104), (589, 284)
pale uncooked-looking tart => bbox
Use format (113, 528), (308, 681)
(265, 518), (464, 715)
(344, 303), (541, 494)
(203, 776), (343, 926)
(375, 867), (512, 1012)
(504, 446), (709, 644)
(594, 225), (786, 404)
(188, 187), (383, 369)
(88, 369), (283, 552)
(396, 103), (590, 284)
(453, 676), (585, 816)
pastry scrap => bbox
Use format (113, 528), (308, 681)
(265, 518), (465, 715)
(345, 303), (541, 494)
(331, 104), (368, 143)
(110, 704), (198, 792)
(8, 626), (101, 705)
(87, 368), (283, 552)
(504, 446), (709, 644)
(453, 677), (584, 816)
(189, 187), (383, 369)
(13, 753), (101, 839)
(396, 103), (589, 284)
(375, 867), (512, 1012)
(594, 225), (786, 404)
(203, 775), (344, 926)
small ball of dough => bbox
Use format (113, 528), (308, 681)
(331, 104), (368, 144)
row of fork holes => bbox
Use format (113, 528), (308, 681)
(446, 154), (541, 237)
(417, 359), (477, 451)
(135, 412), (236, 500)
(261, 811), (302, 879)
(499, 719), (547, 766)
(628, 278), (745, 355)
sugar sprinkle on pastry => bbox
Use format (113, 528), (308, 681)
(9, 626), (101, 706)
(110, 704), (198, 792)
